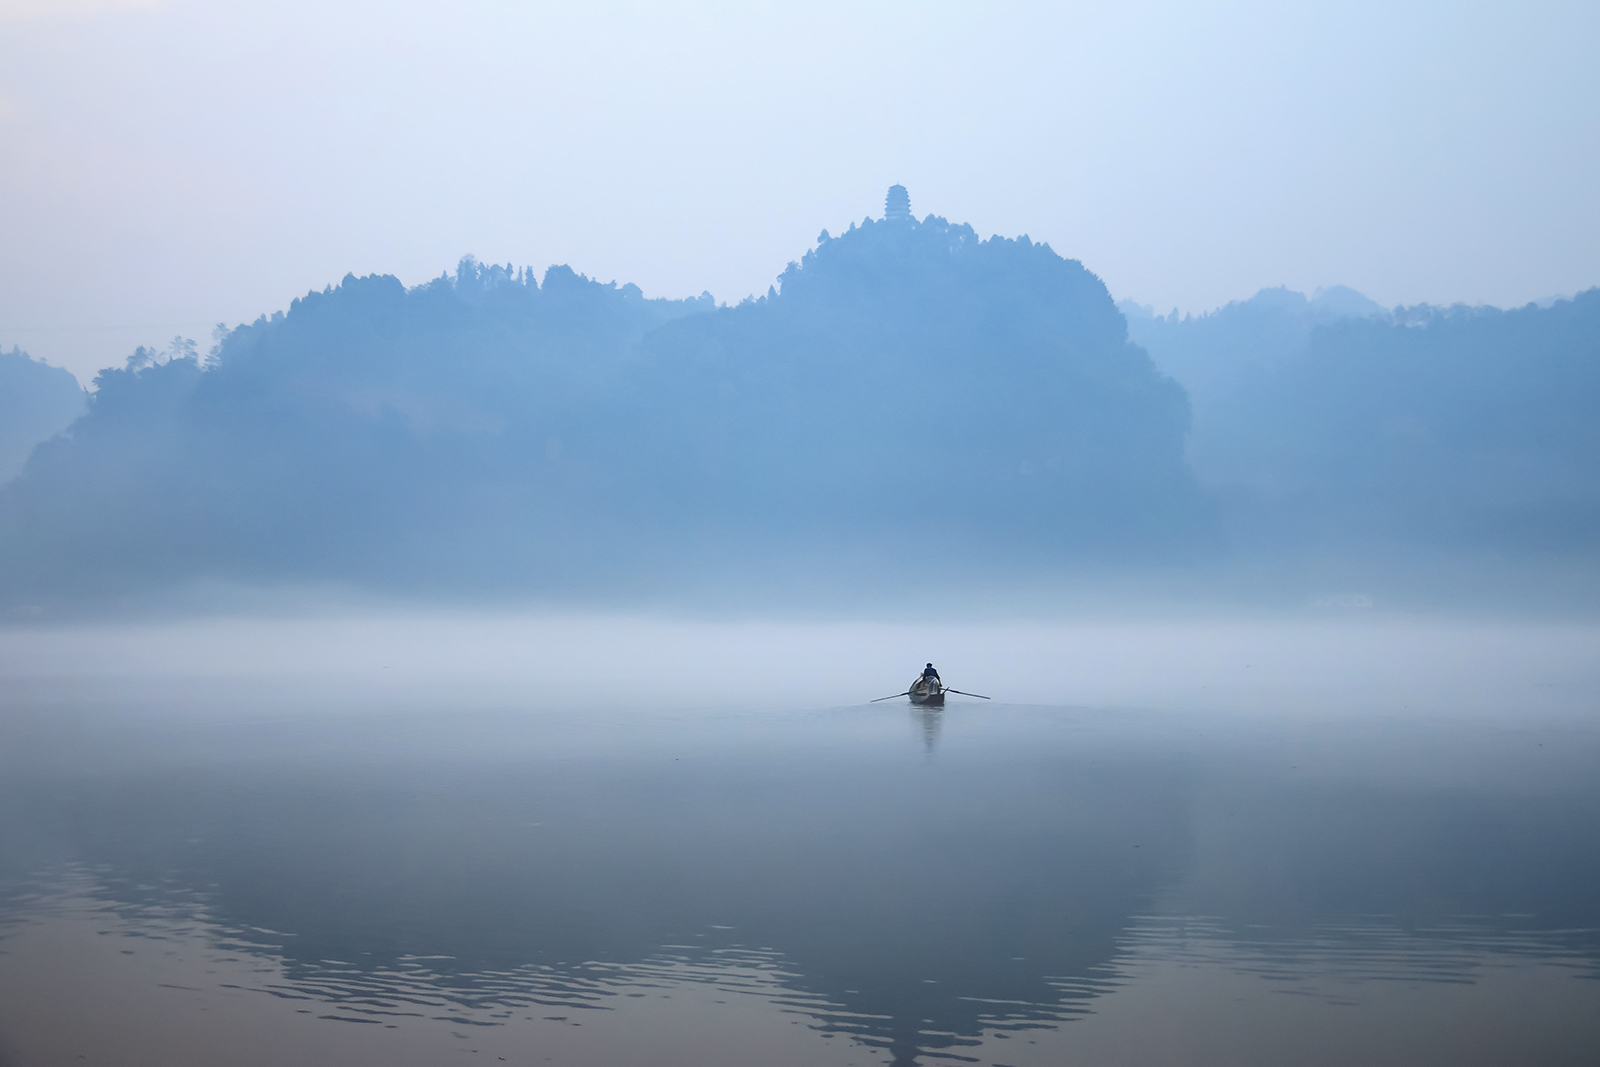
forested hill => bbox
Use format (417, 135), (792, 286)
(626, 217), (1200, 555)
(0, 348), (85, 484)
(1212, 292), (1600, 551)
(1128, 288), (1600, 555)
(0, 221), (1204, 606)
(8, 209), (1595, 613)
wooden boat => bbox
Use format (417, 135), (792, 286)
(870, 677), (983, 705)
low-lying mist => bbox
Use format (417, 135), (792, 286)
(4, 610), (1595, 722)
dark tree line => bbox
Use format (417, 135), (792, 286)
(4, 217), (1597, 610)
(1129, 287), (1600, 555)
(0, 228), (1201, 606)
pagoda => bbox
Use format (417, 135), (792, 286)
(884, 184), (911, 221)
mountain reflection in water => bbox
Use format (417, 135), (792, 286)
(1, 698), (1597, 1067)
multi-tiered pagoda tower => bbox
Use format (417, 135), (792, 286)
(884, 184), (911, 221)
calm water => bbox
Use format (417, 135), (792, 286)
(1, 669), (1598, 1065)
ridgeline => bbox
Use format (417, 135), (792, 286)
(3, 190), (1598, 612)
(0, 204), (1202, 606)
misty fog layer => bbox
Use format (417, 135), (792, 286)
(3, 613), (1598, 1067)
(2, 202), (1598, 612)
(4, 613), (1596, 725)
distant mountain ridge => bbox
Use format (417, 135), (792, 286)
(1125, 285), (1600, 554)
(0, 212), (1203, 606)
(2, 197), (1598, 612)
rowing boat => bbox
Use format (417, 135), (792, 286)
(909, 676), (945, 706)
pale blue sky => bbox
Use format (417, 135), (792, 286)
(3, 0), (1597, 382)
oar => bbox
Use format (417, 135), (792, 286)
(870, 690), (913, 702)
(943, 688), (990, 699)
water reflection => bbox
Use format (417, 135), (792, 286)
(913, 706), (941, 754)
(1, 702), (1598, 1066)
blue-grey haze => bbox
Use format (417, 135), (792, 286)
(2, 198), (1598, 613)
(3, 646), (1597, 1066)
(0, 347), (84, 483)
(1125, 288), (1600, 554)
(4, 2), (1597, 387)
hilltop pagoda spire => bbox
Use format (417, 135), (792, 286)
(884, 184), (911, 221)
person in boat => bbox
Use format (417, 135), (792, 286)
(921, 663), (941, 683)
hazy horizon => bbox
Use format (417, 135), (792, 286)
(4, 6), (1599, 1065)
(3, 0), (1597, 384)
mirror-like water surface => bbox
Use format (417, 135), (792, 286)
(2, 623), (1597, 1067)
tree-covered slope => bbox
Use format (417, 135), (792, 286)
(1129, 286), (1600, 556)
(629, 216), (1202, 559)
(0, 347), (85, 484)
(0, 225), (1204, 606)
(1233, 292), (1600, 550)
